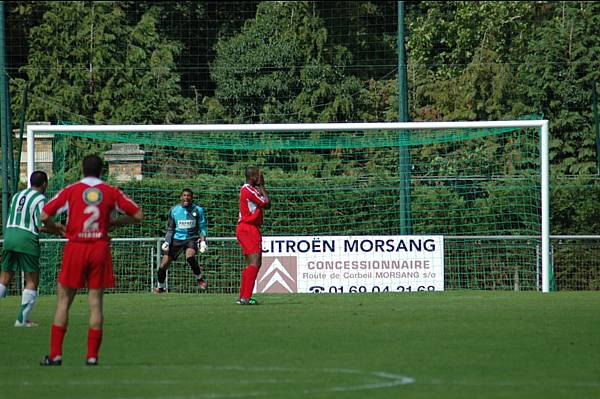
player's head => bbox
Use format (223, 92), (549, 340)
(30, 170), (48, 193)
(82, 155), (104, 178)
(181, 188), (193, 206)
(245, 166), (259, 185)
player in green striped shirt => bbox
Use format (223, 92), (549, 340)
(0, 171), (65, 327)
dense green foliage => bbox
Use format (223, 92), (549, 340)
(4, 1), (600, 239)
(12, 1), (195, 124)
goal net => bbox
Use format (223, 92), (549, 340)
(24, 121), (551, 294)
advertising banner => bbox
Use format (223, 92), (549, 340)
(255, 235), (444, 294)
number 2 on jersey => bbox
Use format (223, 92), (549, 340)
(83, 205), (100, 232)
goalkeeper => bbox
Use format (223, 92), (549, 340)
(155, 188), (208, 293)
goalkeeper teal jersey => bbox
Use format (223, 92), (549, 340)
(164, 204), (207, 243)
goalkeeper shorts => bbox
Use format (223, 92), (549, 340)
(167, 238), (198, 260)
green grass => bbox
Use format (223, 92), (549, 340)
(1, 291), (599, 399)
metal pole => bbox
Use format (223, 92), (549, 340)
(154, 239), (162, 292)
(0, 1), (9, 234)
(26, 124), (34, 186)
(14, 85), (27, 192)
(5, 74), (12, 195)
(398, 1), (412, 234)
(535, 244), (540, 291)
(398, 2), (409, 122)
(592, 80), (599, 175)
(541, 121), (551, 292)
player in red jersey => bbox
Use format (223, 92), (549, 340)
(39, 155), (144, 366)
(235, 166), (270, 305)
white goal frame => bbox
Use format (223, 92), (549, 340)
(27, 120), (551, 292)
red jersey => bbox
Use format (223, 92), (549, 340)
(238, 183), (269, 226)
(43, 177), (140, 242)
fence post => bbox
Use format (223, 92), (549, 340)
(154, 239), (161, 292)
(536, 244), (540, 291)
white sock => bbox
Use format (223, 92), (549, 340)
(0, 283), (6, 298)
(18, 289), (38, 323)
(157, 282), (166, 289)
(195, 273), (202, 281)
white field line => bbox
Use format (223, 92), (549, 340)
(9, 365), (415, 398)
(7, 363), (600, 398)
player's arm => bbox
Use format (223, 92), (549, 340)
(110, 210), (144, 228)
(196, 207), (208, 253)
(197, 206), (208, 240)
(164, 207), (175, 244)
(112, 189), (144, 229)
(256, 171), (271, 209)
(39, 220), (66, 236)
(256, 186), (271, 209)
(39, 210), (52, 224)
(39, 188), (69, 234)
(244, 185), (270, 210)
(36, 200), (65, 236)
(39, 211), (66, 237)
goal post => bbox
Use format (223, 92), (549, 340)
(26, 120), (551, 293)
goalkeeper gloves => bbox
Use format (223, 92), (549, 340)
(198, 240), (208, 253)
(161, 241), (169, 253)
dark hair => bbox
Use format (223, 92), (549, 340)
(181, 188), (193, 196)
(245, 165), (258, 180)
(82, 154), (103, 178)
(30, 171), (48, 188)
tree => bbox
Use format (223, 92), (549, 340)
(405, 1), (537, 121)
(416, 48), (519, 121)
(515, 1), (600, 176)
(406, 1), (535, 80)
(210, 1), (361, 123)
(315, 1), (397, 81)
(11, 1), (195, 125)
(119, 1), (260, 100)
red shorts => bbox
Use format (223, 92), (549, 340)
(236, 223), (262, 255)
(59, 240), (115, 289)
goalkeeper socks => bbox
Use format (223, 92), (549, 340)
(0, 283), (6, 298)
(187, 257), (202, 277)
(17, 289), (38, 323)
(157, 267), (167, 284)
(50, 324), (67, 359)
(241, 265), (259, 299)
(87, 328), (103, 360)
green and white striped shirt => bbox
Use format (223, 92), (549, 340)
(3, 188), (46, 256)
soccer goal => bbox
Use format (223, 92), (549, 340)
(26, 120), (551, 293)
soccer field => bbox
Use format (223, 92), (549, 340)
(1, 292), (599, 399)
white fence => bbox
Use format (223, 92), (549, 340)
(1, 235), (598, 294)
